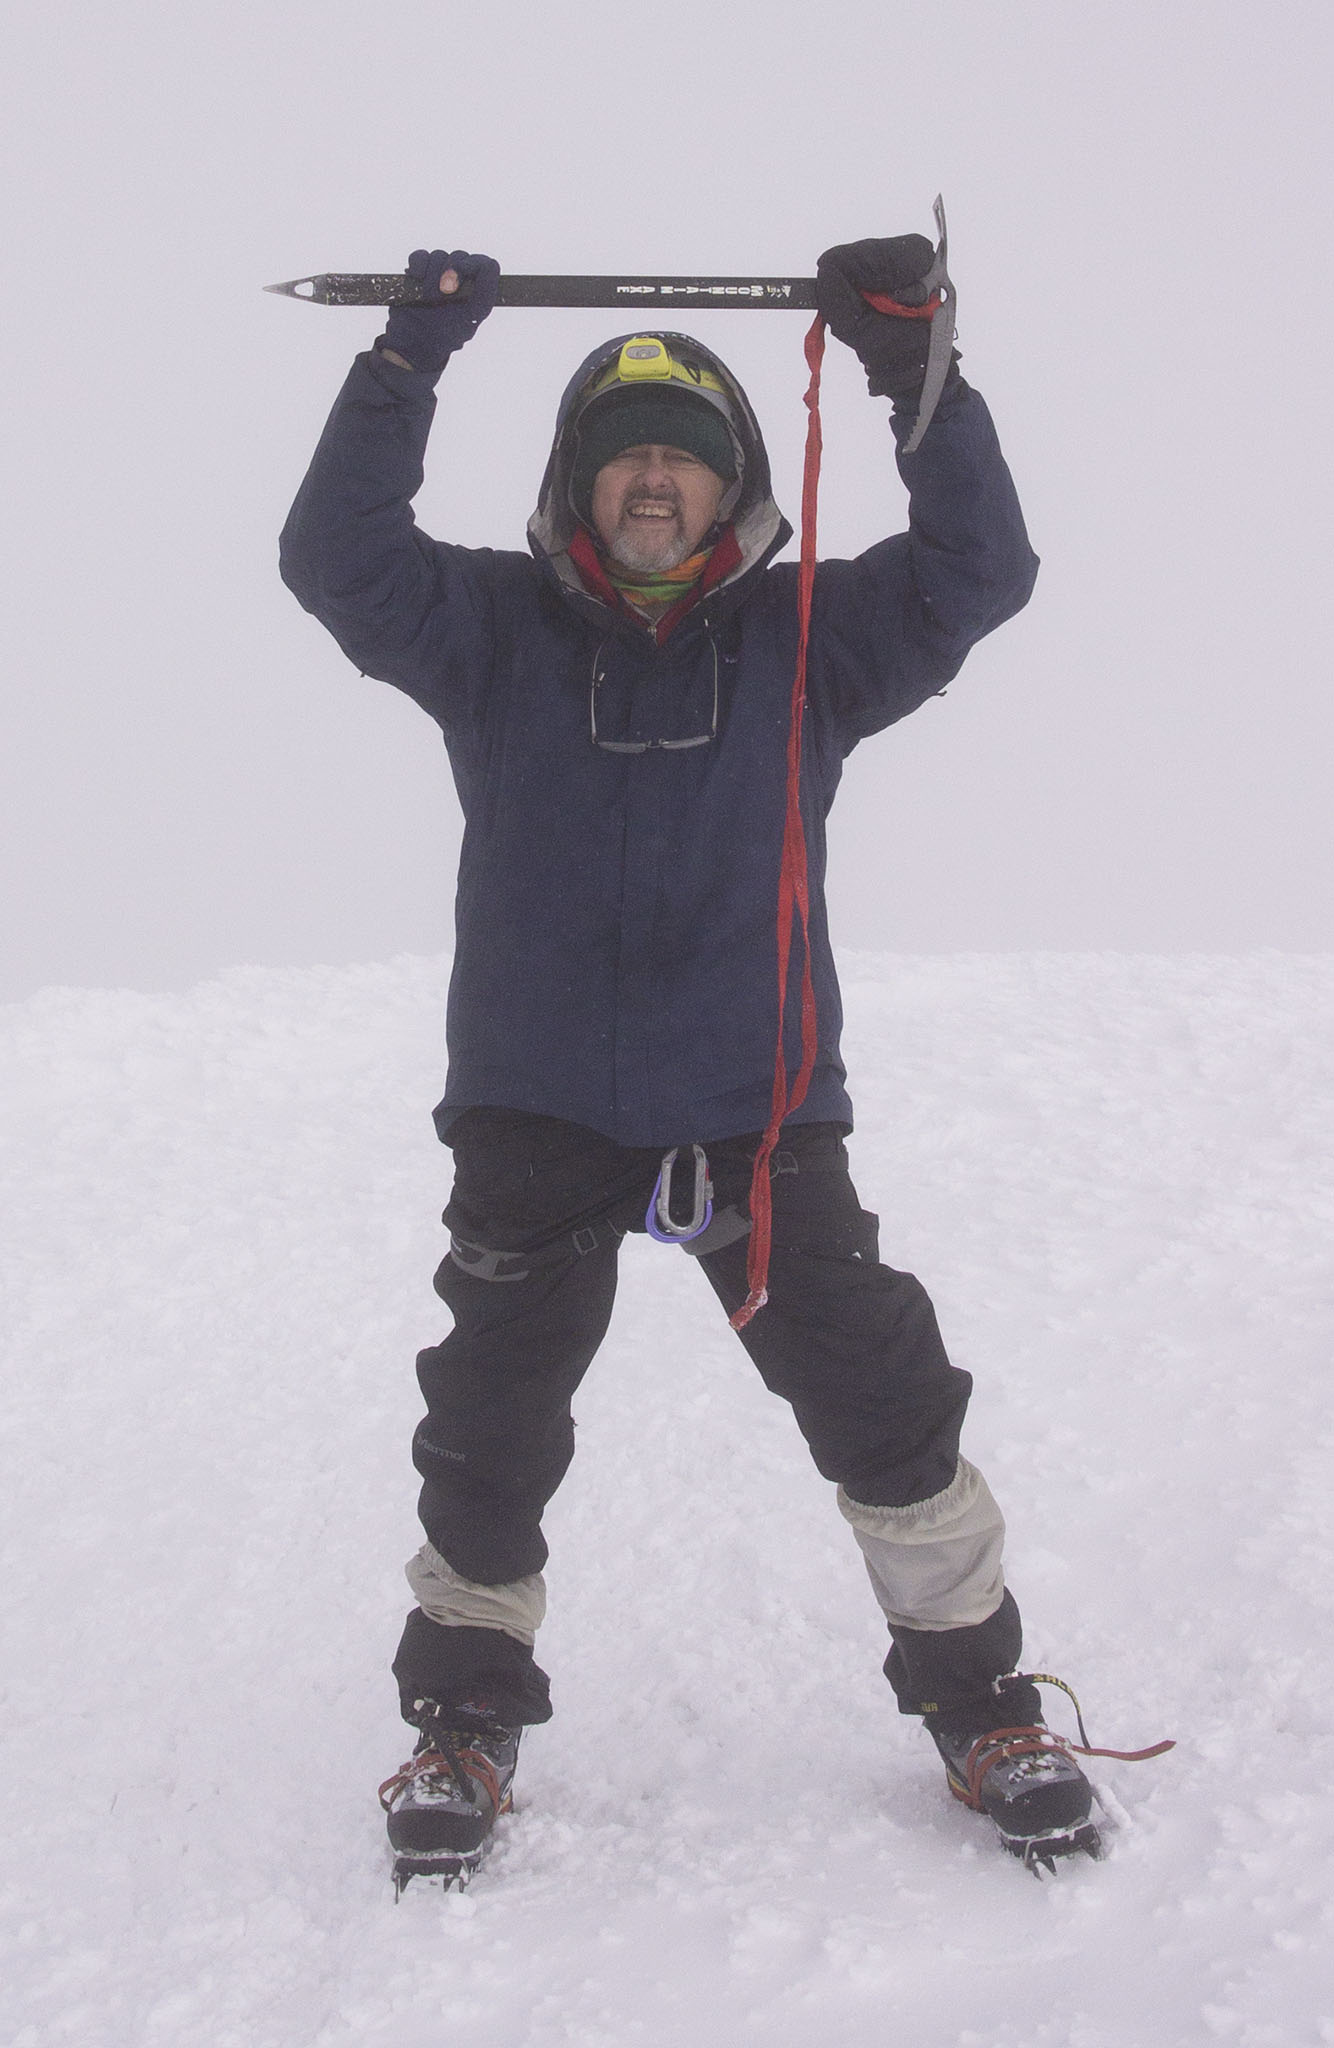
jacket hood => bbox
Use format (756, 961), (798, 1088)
(527, 331), (789, 601)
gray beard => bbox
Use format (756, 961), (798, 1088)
(607, 513), (691, 575)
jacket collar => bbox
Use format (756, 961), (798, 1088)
(566, 524), (744, 645)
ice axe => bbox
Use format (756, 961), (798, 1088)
(265, 198), (955, 453)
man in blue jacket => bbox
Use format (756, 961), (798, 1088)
(281, 237), (1096, 1886)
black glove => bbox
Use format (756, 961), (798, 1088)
(379, 248), (501, 379)
(816, 236), (956, 405)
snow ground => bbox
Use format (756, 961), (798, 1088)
(2, 952), (1331, 2048)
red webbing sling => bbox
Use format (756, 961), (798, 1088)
(728, 288), (943, 1330)
(729, 314), (828, 1330)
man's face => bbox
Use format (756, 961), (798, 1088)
(590, 445), (728, 575)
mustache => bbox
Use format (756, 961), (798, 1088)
(619, 487), (681, 515)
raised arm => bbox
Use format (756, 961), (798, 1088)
(278, 250), (502, 720)
(805, 235), (1039, 745)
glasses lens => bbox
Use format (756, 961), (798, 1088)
(591, 643), (719, 752)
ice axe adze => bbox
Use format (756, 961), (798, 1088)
(265, 198), (956, 453)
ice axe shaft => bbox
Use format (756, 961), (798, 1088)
(265, 272), (820, 309)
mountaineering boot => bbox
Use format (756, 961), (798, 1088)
(928, 1673), (1100, 1873)
(379, 1698), (521, 1895)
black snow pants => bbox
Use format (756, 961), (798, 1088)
(393, 1109), (1024, 1729)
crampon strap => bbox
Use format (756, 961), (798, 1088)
(377, 1741), (502, 1814)
(966, 1670), (1178, 1791)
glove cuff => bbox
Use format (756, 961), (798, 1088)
(373, 334), (453, 384)
(868, 350), (960, 408)
(887, 365), (969, 433)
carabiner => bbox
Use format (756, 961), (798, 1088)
(645, 1144), (714, 1244)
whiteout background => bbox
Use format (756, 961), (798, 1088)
(4, 6), (1333, 2045)
(3, 0), (1331, 995)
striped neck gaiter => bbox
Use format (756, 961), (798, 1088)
(605, 547), (712, 615)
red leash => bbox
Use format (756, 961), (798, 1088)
(730, 315), (827, 1330)
(728, 282), (946, 1331)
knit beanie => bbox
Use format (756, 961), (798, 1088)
(571, 385), (738, 524)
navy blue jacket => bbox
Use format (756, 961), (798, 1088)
(280, 338), (1038, 1148)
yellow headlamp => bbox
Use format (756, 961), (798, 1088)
(588, 337), (730, 403)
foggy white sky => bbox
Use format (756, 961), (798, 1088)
(3, 0), (1331, 999)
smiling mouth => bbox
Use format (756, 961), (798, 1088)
(625, 498), (679, 521)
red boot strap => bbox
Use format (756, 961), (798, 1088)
(378, 1759), (421, 1810)
(1008, 1672), (1176, 1766)
(1072, 1738), (1176, 1763)
(963, 1723), (1176, 1808)
(377, 1745), (503, 1814)
(961, 1726), (1075, 1808)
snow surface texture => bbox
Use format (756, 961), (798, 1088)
(3, 952), (1331, 2048)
